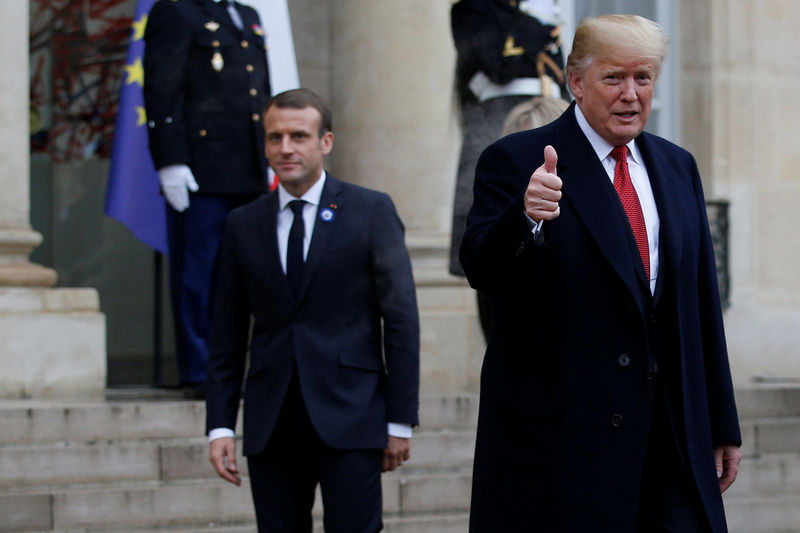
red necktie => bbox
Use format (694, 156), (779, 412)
(610, 146), (649, 279)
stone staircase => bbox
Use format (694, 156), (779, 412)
(723, 385), (800, 533)
(1, 385), (799, 533)
(0, 394), (478, 533)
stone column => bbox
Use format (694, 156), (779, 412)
(0, 1), (105, 398)
(680, 0), (800, 382)
(0, 1), (55, 287)
(329, 1), (485, 393)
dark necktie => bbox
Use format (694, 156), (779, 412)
(610, 146), (650, 279)
(286, 200), (306, 298)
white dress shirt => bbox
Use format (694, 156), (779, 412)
(527, 106), (660, 294)
(209, 171), (412, 442)
(573, 105), (660, 294)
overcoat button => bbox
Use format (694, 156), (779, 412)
(618, 354), (630, 367)
(611, 414), (623, 427)
(245, 64), (254, 73)
(241, 40), (249, 48)
(249, 88), (257, 96)
(199, 129), (207, 137)
(252, 113), (260, 121)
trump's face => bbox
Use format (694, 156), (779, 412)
(569, 56), (655, 146)
(264, 105), (333, 196)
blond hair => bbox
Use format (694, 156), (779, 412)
(566, 15), (668, 79)
(502, 96), (570, 136)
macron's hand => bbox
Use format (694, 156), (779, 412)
(209, 436), (241, 486)
(382, 436), (411, 473)
(159, 164), (199, 212)
(525, 145), (562, 222)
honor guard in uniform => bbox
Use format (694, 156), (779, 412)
(449, 0), (566, 339)
(144, 0), (271, 397)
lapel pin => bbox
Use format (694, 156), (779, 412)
(319, 206), (336, 223)
(204, 21), (220, 32)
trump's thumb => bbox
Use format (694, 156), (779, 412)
(544, 145), (558, 175)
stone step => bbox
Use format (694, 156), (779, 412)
(21, 512), (472, 533)
(724, 494), (800, 533)
(0, 428), (475, 489)
(0, 393), (479, 446)
(0, 473), (473, 532)
(735, 384), (800, 420)
(724, 453), (800, 499)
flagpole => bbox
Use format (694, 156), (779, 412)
(153, 250), (163, 386)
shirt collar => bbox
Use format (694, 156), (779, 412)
(573, 104), (643, 166)
(278, 170), (327, 211)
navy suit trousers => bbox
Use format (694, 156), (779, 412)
(247, 367), (383, 533)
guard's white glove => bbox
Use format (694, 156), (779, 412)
(159, 164), (199, 212)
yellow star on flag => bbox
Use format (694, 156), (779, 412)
(132, 14), (148, 41)
(136, 106), (147, 127)
(125, 57), (144, 86)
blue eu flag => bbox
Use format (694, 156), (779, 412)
(105, 0), (167, 254)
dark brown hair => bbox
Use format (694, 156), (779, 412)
(266, 88), (332, 136)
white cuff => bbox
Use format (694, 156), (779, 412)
(388, 422), (413, 439)
(208, 427), (235, 442)
(523, 211), (544, 234)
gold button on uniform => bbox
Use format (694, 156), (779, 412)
(241, 40), (249, 48)
(249, 88), (257, 96)
(212, 40), (220, 47)
(199, 129), (208, 137)
(252, 113), (260, 122)
(245, 64), (254, 73)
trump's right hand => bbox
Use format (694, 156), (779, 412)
(209, 436), (241, 486)
(525, 145), (562, 222)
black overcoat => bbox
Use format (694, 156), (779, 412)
(461, 104), (741, 532)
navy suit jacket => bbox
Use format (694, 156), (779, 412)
(206, 175), (420, 456)
(461, 104), (740, 532)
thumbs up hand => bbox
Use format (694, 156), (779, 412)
(525, 145), (562, 222)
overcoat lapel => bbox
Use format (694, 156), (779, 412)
(637, 133), (683, 306)
(554, 108), (647, 314)
(296, 176), (344, 302)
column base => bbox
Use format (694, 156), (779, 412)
(0, 287), (106, 399)
(0, 262), (57, 287)
(409, 236), (485, 394)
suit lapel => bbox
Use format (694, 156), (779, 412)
(296, 176), (344, 303)
(256, 193), (291, 298)
(553, 108), (647, 313)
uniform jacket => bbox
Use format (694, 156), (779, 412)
(144, 0), (270, 196)
(205, 175), (421, 456)
(451, 0), (565, 102)
(460, 103), (741, 532)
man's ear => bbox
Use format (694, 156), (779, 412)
(567, 71), (582, 99)
(320, 131), (334, 155)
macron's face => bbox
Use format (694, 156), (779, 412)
(264, 105), (333, 195)
(569, 57), (655, 146)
